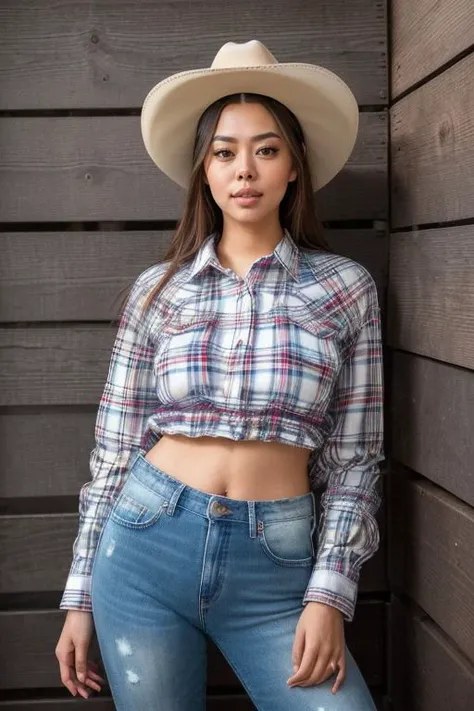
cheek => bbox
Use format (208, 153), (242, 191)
(206, 164), (225, 190)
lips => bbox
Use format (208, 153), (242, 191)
(232, 189), (262, 198)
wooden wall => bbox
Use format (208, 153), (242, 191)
(388, 1), (474, 709)
(0, 1), (389, 708)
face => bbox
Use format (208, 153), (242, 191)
(203, 102), (297, 226)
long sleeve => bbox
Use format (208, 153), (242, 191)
(60, 271), (159, 612)
(303, 278), (385, 622)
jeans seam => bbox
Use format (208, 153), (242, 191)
(210, 636), (259, 709)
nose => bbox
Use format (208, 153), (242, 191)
(236, 152), (255, 180)
(237, 166), (254, 180)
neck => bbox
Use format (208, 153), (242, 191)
(217, 217), (284, 262)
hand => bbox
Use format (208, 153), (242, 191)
(287, 601), (346, 693)
(55, 610), (106, 698)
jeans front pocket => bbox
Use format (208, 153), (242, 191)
(110, 472), (168, 530)
(258, 514), (316, 567)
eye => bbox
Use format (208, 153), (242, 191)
(257, 146), (279, 156)
(213, 149), (232, 158)
(212, 146), (279, 159)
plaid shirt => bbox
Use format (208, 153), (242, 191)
(60, 229), (384, 622)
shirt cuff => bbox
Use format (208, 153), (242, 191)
(59, 574), (93, 612)
(302, 568), (359, 622)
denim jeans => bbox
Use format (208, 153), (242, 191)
(91, 451), (377, 710)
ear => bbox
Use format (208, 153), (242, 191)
(288, 166), (297, 183)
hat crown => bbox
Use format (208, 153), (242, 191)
(211, 40), (278, 70)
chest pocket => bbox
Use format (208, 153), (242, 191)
(153, 311), (216, 405)
(269, 305), (342, 411)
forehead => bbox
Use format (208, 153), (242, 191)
(214, 102), (278, 134)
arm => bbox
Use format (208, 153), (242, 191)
(303, 277), (384, 622)
(60, 271), (159, 612)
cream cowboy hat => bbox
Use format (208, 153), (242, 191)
(140, 40), (359, 192)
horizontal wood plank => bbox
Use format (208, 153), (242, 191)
(391, 53), (474, 228)
(0, 0), (387, 110)
(0, 412), (96, 500)
(388, 469), (474, 663)
(0, 604), (385, 690)
(0, 113), (387, 223)
(391, 0), (474, 98)
(0, 228), (387, 323)
(390, 351), (474, 507)
(388, 225), (474, 369)
(389, 596), (474, 711)
(0, 325), (116, 407)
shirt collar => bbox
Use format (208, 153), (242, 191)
(184, 228), (300, 284)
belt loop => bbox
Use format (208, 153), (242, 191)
(129, 449), (141, 472)
(166, 483), (186, 516)
(247, 501), (256, 539)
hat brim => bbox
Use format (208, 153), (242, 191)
(140, 63), (359, 192)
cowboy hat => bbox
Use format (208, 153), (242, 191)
(140, 39), (359, 192)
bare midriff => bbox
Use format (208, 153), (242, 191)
(144, 433), (312, 500)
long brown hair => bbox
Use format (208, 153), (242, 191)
(117, 92), (334, 318)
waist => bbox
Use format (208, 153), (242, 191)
(131, 451), (315, 518)
(143, 433), (312, 500)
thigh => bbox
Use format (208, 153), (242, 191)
(90, 482), (208, 709)
(212, 607), (377, 711)
(94, 603), (207, 711)
(92, 542), (207, 711)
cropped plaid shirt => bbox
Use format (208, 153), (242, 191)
(60, 229), (384, 622)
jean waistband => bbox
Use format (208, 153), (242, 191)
(131, 450), (315, 527)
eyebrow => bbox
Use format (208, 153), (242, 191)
(212, 132), (281, 143)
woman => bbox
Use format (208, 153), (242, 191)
(55, 40), (384, 710)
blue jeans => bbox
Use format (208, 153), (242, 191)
(91, 451), (377, 710)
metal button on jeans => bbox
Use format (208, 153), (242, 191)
(211, 501), (232, 515)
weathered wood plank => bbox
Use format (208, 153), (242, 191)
(0, 228), (387, 323)
(389, 596), (474, 711)
(391, 0), (474, 98)
(0, 0), (387, 110)
(0, 114), (387, 223)
(0, 326), (116, 407)
(388, 468), (474, 663)
(0, 412), (96, 499)
(390, 351), (474, 507)
(0, 604), (385, 690)
(391, 52), (474, 228)
(388, 225), (474, 369)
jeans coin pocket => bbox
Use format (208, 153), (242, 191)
(110, 474), (168, 530)
(258, 515), (315, 567)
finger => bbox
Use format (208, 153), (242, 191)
(288, 643), (319, 685)
(68, 668), (91, 699)
(75, 647), (89, 684)
(332, 661), (346, 693)
(291, 627), (305, 672)
(58, 661), (78, 697)
(84, 676), (102, 693)
(300, 652), (332, 687)
(87, 667), (106, 684)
